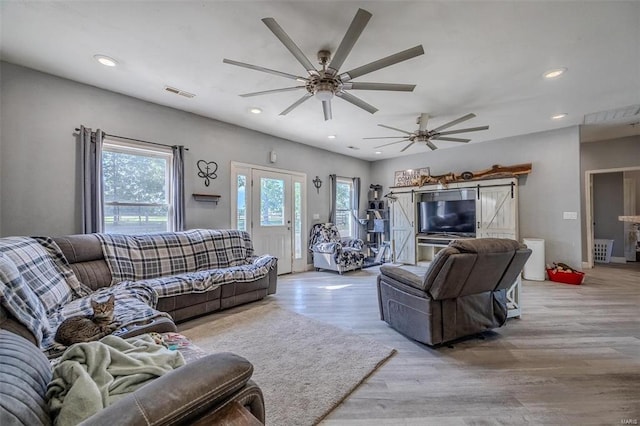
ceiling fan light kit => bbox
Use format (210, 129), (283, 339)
(223, 8), (424, 121)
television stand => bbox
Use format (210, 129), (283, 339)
(416, 234), (474, 264)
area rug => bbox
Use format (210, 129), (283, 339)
(178, 303), (396, 426)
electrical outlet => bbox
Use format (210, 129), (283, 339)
(563, 211), (578, 220)
(312, 213), (320, 220)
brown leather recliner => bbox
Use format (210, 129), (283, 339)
(377, 238), (531, 346)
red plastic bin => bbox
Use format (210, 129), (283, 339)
(546, 268), (585, 285)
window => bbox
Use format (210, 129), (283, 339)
(237, 174), (247, 231)
(335, 178), (354, 238)
(259, 177), (285, 226)
(102, 140), (173, 234)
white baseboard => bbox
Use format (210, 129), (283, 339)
(610, 256), (628, 264)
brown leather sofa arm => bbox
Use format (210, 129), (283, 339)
(81, 352), (264, 426)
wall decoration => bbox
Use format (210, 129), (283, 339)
(393, 168), (430, 187)
(418, 163), (532, 187)
(391, 163), (533, 188)
(197, 160), (218, 187)
(312, 176), (322, 194)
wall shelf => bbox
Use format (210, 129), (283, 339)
(192, 193), (221, 203)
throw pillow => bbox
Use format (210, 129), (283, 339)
(0, 253), (51, 345)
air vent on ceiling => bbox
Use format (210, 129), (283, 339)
(583, 104), (640, 124)
(164, 86), (195, 99)
(347, 145), (360, 150)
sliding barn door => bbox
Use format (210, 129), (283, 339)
(390, 192), (416, 264)
(476, 182), (518, 240)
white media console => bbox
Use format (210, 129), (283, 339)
(388, 177), (522, 318)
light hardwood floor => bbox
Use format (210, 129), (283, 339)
(265, 263), (640, 425)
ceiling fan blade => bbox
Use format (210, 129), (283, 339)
(322, 100), (332, 121)
(418, 113), (430, 131)
(362, 136), (408, 140)
(279, 93), (313, 116)
(432, 136), (471, 143)
(377, 124), (413, 135)
(223, 59), (307, 81)
(430, 113), (476, 133)
(240, 86), (306, 97)
(327, 8), (372, 75)
(335, 91), (378, 114)
(400, 141), (415, 152)
(426, 140), (439, 150)
(374, 138), (410, 148)
(436, 125), (490, 135)
(340, 45), (424, 81)
(262, 17), (317, 74)
(346, 82), (416, 91)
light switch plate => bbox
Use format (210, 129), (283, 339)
(312, 213), (320, 220)
(563, 211), (578, 220)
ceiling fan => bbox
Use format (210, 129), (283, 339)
(223, 8), (424, 121)
(365, 113), (489, 152)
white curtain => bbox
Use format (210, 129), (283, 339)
(80, 126), (104, 233)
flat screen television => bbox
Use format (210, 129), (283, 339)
(418, 199), (476, 237)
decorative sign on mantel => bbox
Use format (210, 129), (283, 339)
(393, 168), (431, 187)
(392, 163), (533, 188)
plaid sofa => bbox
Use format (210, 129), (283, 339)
(0, 230), (277, 354)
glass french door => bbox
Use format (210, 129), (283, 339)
(251, 169), (293, 274)
(231, 162), (306, 274)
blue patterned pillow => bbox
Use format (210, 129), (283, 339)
(0, 253), (51, 346)
(0, 237), (88, 316)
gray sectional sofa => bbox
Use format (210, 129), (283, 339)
(53, 230), (278, 322)
(0, 229), (278, 353)
(0, 228), (276, 425)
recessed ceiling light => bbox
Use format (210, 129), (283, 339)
(374, 151), (382, 155)
(543, 68), (567, 79)
(327, 135), (336, 139)
(94, 54), (118, 67)
(551, 113), (568, 120)
(249, 107), (262, 114)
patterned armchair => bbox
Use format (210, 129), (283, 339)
(308, 223), (365, 274)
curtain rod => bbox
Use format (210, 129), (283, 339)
(75, 128), (189, 151)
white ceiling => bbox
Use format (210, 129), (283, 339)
(1, 1), (639, 160)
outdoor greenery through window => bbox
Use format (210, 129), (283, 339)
(236, 175), (247, 231)
(102, 141), (173, 234)
(336, 178), (354, 237)
(260, 178), (284, 226)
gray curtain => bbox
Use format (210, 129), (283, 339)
(171, 145), (186, 231)
(352, 177), (361, 239)
(329, 174), (337, 224)
(80, 126), (104, 234)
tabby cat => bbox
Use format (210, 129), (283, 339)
(54, 295), (119, 346)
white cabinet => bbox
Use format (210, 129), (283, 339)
(388, 177), (522, 317)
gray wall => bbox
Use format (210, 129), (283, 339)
(0, 62), (370, 242)
(625, 170), (640, 213)
(579, 135), (640, 260)
(370, 126), (583, 267)
(592, 173), (624, 257)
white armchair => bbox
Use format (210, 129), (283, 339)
(308, 223), (365, 274)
